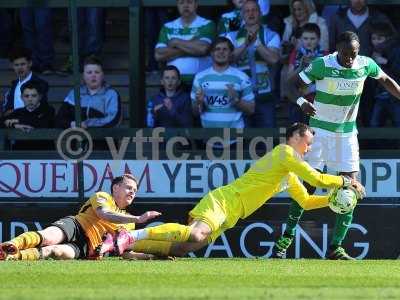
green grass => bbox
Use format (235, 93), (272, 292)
(1, 259), (400, 300)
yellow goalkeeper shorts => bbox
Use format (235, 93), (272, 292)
(189, 186), (243, 243)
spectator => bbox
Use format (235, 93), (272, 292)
(2, 81), (54, 130)
(286, 23), (328, 124)
(369, 22), (400, 127)
(2, 81), (55, 150)
(192, 36), (255, 129)
(19, 7), (55, 74)
(2, 48), (49, 118)
(218, 0), (271, 36)
(155, 0), (215, 88)
(229, 0), (280, 128)
(329, 0), (394, 55)
(60, 8), (104, 73)
(55, 56), (121, 128)
(282, 0), (329, 52)
(146, 65), (192, 128)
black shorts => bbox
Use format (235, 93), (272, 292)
(51, 216), (89, 259)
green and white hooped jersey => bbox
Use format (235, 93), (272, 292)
(299, 52), (382, 135)
(156, 16), (215, 81)
(191, 66), (255, 128)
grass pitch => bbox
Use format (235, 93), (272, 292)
(1, 258), (400, 300)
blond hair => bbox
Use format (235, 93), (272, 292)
(289, 0), (316, 28)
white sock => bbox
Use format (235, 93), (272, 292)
(130, 229), (148, 241)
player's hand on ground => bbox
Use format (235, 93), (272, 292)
(122, 251), (175, 261)
(300, 101), (316, 116)
(138, 211), (162, 223)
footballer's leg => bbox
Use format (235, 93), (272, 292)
(326, 134), (359, 260)
(0, 224), (66, 260)
(112, 223), (192, 255)
(113, 192), (222, 255)
(41, 244), (77, 260)
(3, 244), (74, 261)
(327, 171), (357, 260)
(4, 248), (42, 261)
(0, 231), (44, 257)
(114, 219), (212, 256)
(131, 240), (173, 257)
(169, 240), (209, 257)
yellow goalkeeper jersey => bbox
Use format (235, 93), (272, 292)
(228, 144), (343, 219)
(75, 192), (136, 254)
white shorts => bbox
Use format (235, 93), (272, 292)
(305, 128), (360, 173)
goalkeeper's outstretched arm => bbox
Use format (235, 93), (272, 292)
(286, 173), (331, 210)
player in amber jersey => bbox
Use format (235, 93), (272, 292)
(0, 174), (161, 261)
(102, 123), (365, 258)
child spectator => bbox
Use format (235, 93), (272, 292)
(286, 23), (328, 124)
(146, 65), (193, 128)
(3, 81), (54, 130)
(369, 22), (400, 127)
(55, 56), (121, 129)
(2, 81), (55, 150)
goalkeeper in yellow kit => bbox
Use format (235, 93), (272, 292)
(101, 123), (365, 258)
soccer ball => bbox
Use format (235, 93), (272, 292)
(328, 187), (358, 214)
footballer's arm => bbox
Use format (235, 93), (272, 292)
(377, 70), (400, 100)
(95, 208), (161, 224)
(288, 72), (316, 116)
(286, 173), (330, 210)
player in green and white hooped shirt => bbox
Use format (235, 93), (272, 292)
(155, 0), (216, 87)
(274, 31), (400, 260)
(192, 36), (255, 129)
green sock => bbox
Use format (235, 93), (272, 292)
(285, 200), (305, 236)
(330, 210), (354, 247)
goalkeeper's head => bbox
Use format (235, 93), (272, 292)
(286, 122), (315, 157)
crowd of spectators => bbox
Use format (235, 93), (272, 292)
(1, 0), (400, 144)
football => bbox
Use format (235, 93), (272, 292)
(329, 187), (358, 214)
